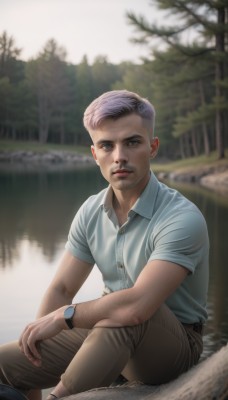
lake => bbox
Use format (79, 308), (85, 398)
(0, 164), (227, 360)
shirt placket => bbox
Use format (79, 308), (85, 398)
(116, 225), (128, 289)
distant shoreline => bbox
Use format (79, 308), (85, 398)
(0, 149), (227, 196)
(156, 163), (228, 196)
(0, 149), (94, 164)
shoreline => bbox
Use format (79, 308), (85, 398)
(0, 149), (94, 165)
(156, 162), (228, 196)
(0, 150), (228, 196)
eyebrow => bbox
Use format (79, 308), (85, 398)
(95, 134), (143, 146)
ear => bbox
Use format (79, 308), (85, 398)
(91, 145), (100, 166)
(150, 137), (159, 159)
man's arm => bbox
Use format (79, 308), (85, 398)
(19, 250), (93, 366)
(19, 259), (187, 366)
(36, 250), (93, 318)
(69, 259), (188, 328)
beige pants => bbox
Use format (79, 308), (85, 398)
(0, 305), (203, 395)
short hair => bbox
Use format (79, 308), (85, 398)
(83, 90), (155, 137)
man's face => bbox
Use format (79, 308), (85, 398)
(90, 113), (159, 194)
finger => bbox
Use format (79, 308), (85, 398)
(20, 326), (41, 366)
(19, 325), (30, 354)
(25, 345), (41, 367)
(19, 325), (29, 348)
(27, 332), (42, 361)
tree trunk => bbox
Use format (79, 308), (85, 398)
(60, 111), (65, 145)
(12, 125), (16, 140)
(184, 133), (192, 158)
(38, 95), (50, 144)
(179, 136), (185, 159)
(198, 80), (210, 156)
(191, 130), (199, 157)
(215, 6), (225, 159)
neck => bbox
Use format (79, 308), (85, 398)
(112, 194), (132, 226)
(112, 190), (137, 215)
(112, 179), (149, 225)
(112, 172), (150, 210)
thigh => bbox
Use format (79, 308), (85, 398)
(0, 328), (89, 391)
(122, 304), (201, 384)
(61, 324), (135, 394)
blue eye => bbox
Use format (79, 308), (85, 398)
(101, 143), (113, 151)
(127, 139), (140, 147)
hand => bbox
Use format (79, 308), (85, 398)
(19, 308), (65, 367)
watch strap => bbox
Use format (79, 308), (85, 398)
(65, 317), (74, 329)
(64, 305), (76, 329)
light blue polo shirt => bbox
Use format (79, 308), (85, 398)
(66, 173), (209, 324)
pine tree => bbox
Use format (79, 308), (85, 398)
(127, 0), (228, 159)
(26, 39), (71, 144)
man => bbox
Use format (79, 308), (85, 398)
(0, 90), (209, 400)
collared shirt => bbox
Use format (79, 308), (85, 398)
(66, 173), (209, 324)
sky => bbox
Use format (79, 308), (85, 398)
(0, 0), (167, 65)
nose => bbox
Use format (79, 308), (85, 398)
(113, 145), (128, 164)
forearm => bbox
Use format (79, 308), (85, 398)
(67, 260), (188, 330)
(71, 287), (140, 329)
(36, 284), (73, 319)
(20, 260), (187, 368)
(35, 251), (93, 319)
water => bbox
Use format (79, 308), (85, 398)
(0, 165), (227, 359)
(165, 180), (228, 359)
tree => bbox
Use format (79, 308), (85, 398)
(91, 56), (122, 97)
(0, 31), (21, 82)
(74, 55), (94, 144)
(155, 47), (214, 157)
(127, 0), (228, 159)
(26, 39), (72, 144)
(112, 61), (153, 97)
(0, 31), (26, 139)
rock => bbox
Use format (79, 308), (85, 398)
(0, 150), (94, 165)
(156, 172), (169, 180)
(200, 170), (228, 195)
(158, 163), (228, 195)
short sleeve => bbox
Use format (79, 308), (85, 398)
(65, 200), (95, 264)
(149, 210), (209, 273)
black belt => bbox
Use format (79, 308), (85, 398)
(182, 322), (203, 335)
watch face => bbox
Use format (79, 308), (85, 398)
(64, 306), (75, 319)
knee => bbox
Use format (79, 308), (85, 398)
(0, 344), (12, 384)
(88, 325), (136, 355)
(0, 341), (22, 386)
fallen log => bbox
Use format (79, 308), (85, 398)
(61, 343), (228, 400)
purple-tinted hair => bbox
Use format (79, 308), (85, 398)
(83, 90), (155, 136)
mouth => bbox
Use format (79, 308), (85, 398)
(112, 169), (133, 177)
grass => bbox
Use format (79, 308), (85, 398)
(152, 149), (228, 174)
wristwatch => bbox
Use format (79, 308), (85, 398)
(64, 305), (76, 329)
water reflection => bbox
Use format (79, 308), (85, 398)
(0, 165), (106, 343)
(0, 166), (106, 268)
(165, 180), (228, 358)
(0, 167), (227, 358)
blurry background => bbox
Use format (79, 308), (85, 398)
(0, 0), (227, 157)
(0, 0), (227, 360)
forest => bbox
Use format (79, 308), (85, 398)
(0, 0), (227, 159)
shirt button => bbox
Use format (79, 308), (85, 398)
(118, 264), (123, 269)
